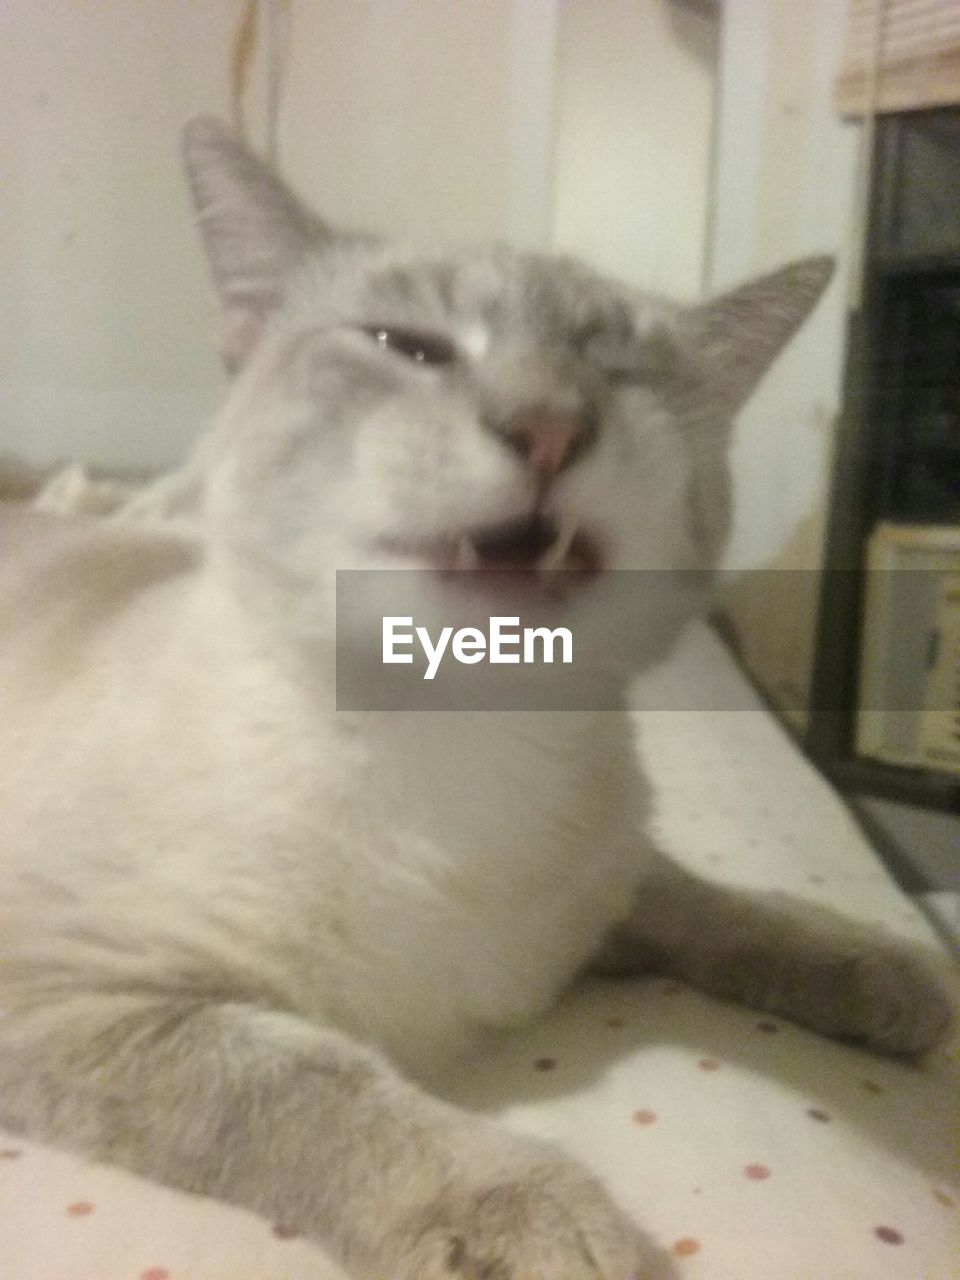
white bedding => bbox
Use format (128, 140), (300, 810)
(2, 622), (957, 1279)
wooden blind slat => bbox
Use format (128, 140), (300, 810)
(836, 0), (960, 115)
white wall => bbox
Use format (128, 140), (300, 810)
(0, 0), (239, 472)
(708, 0), (863, 720)
(0, 0), (562, 473)
(710, 0), (862, 572)
(0, 0), (718, 474)
(280, 0), (558, 250)
(550, 0), (718, 298)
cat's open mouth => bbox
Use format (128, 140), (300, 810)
(378, 512), (603, 588)
(458, 513), (601, 575)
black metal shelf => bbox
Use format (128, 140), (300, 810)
(807, 106), (960, 815)
(875, 251), (960, 279)
(821, 756), (960, 813)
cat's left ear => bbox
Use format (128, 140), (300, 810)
(686, 256), (835, 411)
(182, 116), (330, 369)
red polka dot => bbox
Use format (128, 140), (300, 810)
(672, 1237), (701, 1257)
(66, 1201), (95, 1216)
(533, 1057), (556, 1072)
(140, 1269), (170, 1280)
(806, 1108), (832, 1123)
(744, 1163), (772, 1181)
(697, 1058), (720, 1072)
(875, 1226), (904, 1245)
(272, 1223), (301, 1239)
(632, 1109), (657, 1125)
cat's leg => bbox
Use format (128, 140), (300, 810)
(594, 859), (952, 1055)
(0, 993), (675, 1280)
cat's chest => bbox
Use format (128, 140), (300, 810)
(284, 713), (645, 1072)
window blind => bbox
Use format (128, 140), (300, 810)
(835, 0), (960, 115)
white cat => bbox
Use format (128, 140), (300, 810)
(0, 119), (949, 1280)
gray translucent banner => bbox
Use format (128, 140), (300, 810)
(334, 569), (960, 713)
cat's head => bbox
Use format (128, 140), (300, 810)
(185, 118), (831, 685)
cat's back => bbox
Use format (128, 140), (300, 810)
(0, 500), (203, 765)
(0, 501), (198, 618)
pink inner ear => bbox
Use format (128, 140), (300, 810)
(222, 308), (264, 372)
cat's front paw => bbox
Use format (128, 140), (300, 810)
(737, 931), (953, 1056)
(831, 940), (953, 1056)
(384, 1142), (674, 1280)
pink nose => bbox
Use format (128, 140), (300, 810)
(505, 408), (593, 475)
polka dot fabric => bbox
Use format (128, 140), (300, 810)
(0, 1132), (347, 1279)
(1, 625), (957, 1278)
(448, 976), (960, 1278)
(447, 626), (960, 1278)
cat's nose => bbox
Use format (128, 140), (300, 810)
(498, 406), (596, 476)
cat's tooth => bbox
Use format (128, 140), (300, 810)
(539, 522), (576, 570)
(456, 535), (479, 569)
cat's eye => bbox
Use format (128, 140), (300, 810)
(361, 326), (457, 367)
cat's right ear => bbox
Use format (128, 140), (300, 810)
(182, 116), (328, 370)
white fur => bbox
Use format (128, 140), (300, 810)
(0, 126), (835, 1087)
(0, 502), (651, 1080)
(3, 121), (946, 1280)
